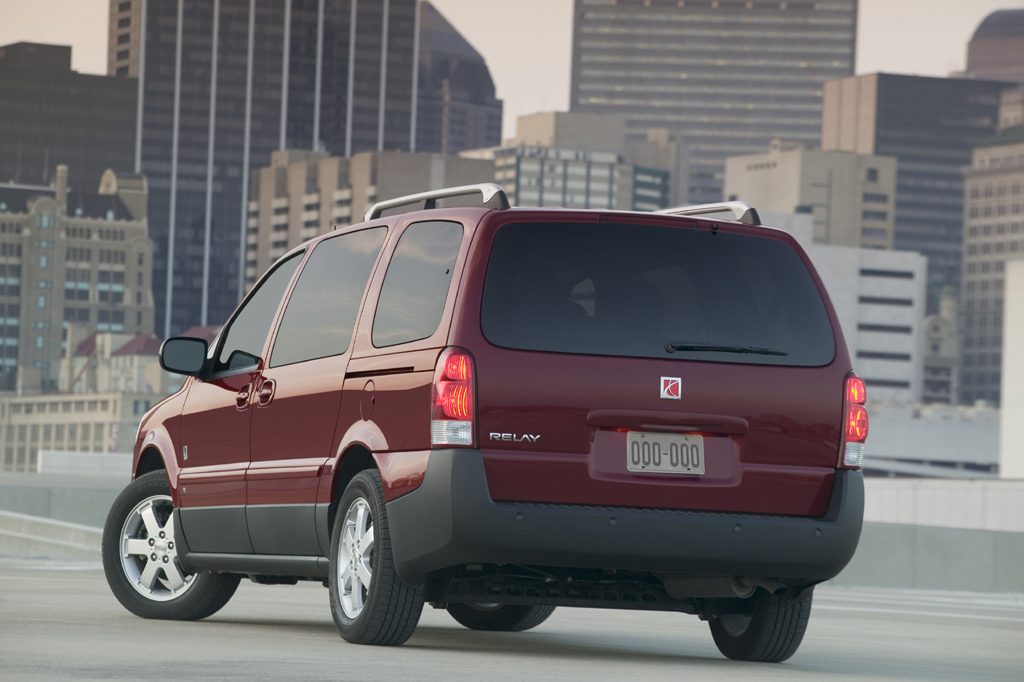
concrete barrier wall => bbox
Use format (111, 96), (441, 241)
(833, 522), (1024, 592)
(1, 474), (1021, 593)
(0, 473), (123, 528)
(0, 510), (101, 561)
(864, 478), (1024, 533)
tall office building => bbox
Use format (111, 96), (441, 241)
(966, 9), (1024, 85)
(961, 124), (1024, 406)
(765, 213), (927, 404)
(467, 112), (675, 212)
(415, 1), (502, 154)
(109, 0), (417, 335)
(569, 0), (857, 204)
(0, 42), (136, 192)
(724, 139), (898, 249)
(822, 73), (1010, 313)
(0, 165), (154, 394)
(244, 149), (494, 286)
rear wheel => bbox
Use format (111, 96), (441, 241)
(708, 587), (813, 662)
(102, 470), (240, 620)
(328, 470), (424, 645)
(447, 603), (556, 632)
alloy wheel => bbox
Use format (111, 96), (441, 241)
(118, 494), (194, 602)
(337, 497), (375, 619)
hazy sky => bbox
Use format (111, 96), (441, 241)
(1, 0), (1021, 137)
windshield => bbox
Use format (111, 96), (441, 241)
(481, 221), (836, 367)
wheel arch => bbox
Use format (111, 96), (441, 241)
(136, 446), (166, 477)
(326, 443), (379, 540)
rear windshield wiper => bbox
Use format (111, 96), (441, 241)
(665, 341), (788, 356)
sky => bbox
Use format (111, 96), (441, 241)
(1, 0), (1021, 138)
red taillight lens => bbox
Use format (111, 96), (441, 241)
(444, 354), (471, 382)
(437, 381), (472, 419)
(845, 405), (868, 442)
(431, 348), (475, 447)
(846, 376), (866, 405)
(840, 374), (868, 468)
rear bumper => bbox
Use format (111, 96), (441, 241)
(386, 449), (864, 585)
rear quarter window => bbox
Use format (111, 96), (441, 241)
(481, 221), (835, 367)
(372, 220), (463, 348)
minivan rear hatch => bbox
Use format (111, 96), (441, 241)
(459, 214), (851, 517)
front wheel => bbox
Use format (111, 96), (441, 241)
(328, 470), (424, 645)
(447, 603), (556, 632)
(102, 470), (240, 620)
(708, 587), (814, 662)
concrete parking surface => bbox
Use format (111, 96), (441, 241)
(0, 560), (1021, 681)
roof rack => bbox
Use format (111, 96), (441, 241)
(364, 183), (510, 222)
(656, 201), (761, 226)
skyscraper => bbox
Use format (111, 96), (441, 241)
(109, 0), (417, 335)
(569, 0), (857, 204)
(0, 165), (154, 394)
(414, 1), (502, 154)
(966, 9), (1024, 85)
(961, 125), (1024, 406)
(822, 73), (1010, 314)
(0, 43), (136, 192)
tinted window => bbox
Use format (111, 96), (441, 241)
(271, 227), (386, 367)
(372, 221), (463, 347)
(481, 222), (835, 366)
(216, 253), (301, 372)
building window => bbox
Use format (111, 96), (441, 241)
(865, 168), (879, 183)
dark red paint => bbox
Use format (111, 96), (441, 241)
(134, 206), (854, 544)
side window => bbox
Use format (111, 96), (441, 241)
(270, 227), (387, 367)
(215, 253), (302, 373)
(372, 220), (463, 348)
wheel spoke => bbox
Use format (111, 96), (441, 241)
(138, 558), (160, 590)
(360, 526), (374, 556)
(125, 538), (151, 557)
(161, 511), (176, 540)
(350, 578), (363, 611)
(161, 560), (186, 591)
(355, 503), (368, 538)
(139, 504), (161, 538)
(356, 560), (372, 590)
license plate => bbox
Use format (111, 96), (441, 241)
(626, 432), (705, 475)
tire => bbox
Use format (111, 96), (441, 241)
(102, 470), (240, 620)
(708, 587), (814, 663)
(447, 603), (556, 632)
(329, 470), (424, 645)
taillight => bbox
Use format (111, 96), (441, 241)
(840, 373), (868, 468)
(431, 348), (475, 447)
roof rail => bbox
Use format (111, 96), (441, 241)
(364, 183), (510, 222)
(656, 201), (761, 226)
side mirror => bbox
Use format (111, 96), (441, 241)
(159, 337), (208, 376)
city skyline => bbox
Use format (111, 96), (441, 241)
(2, 0), (1022, 138)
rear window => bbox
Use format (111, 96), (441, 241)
(481, 221), (835, 366)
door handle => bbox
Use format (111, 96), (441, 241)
(257, 379), (276, 407)
(235, 384), (251, 409)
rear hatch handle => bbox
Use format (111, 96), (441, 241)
(587, 409), (749, 436)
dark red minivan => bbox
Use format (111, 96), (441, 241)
(102, 184), (865, 662)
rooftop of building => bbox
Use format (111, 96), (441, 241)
(976, 124), (1024, 148)
(0, 42), (72, 72)
(970, 9), (1024, 42)
(73, 333), (163, 358)
(0, 181), (137, 221)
